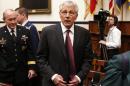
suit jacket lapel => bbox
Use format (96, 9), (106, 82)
(55, 23), (66, 58)
(73, 25), (80, 52)
(16, 25), (22, 41)
(3, 26), (13, 39)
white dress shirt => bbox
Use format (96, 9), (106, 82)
(106, 26), (121, 49)
(61, 22), (74, 46)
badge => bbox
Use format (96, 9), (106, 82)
(0, 37), (6, 47)
(21, 35), (28, 51)
(21, 35), (28, 44)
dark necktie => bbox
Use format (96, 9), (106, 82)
(11, 29), (16, 39)
(65, 30), (76, 80)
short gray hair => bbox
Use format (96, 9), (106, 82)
(59, 0), (79, 13)
(3, 9), (17, 20)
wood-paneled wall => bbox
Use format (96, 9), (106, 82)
(89, 21), (130, 57)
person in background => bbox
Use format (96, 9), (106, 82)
(99, 15), (121, 59)
(15, 7), (41, 86)
(15, 7), (39, 56)
(37, 0), (94, 86)
(100, 51), (130, 86)
(0, 9), (37, 86)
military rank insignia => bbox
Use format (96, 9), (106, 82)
(21, 35), (28, 51)
(21, 35), (28, 44)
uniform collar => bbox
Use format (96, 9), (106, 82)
(7, 26), (16, 33)
(22, 20), (28, 26)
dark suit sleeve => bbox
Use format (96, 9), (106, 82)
(37, 28), (55, 80)
(77, 29), (92, 80)
(84, 31), (94, 63)
(100, 55), (124, 86)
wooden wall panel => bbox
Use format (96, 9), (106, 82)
(89, 21), (130, 57)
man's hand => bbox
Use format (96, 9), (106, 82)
(67, 76), (79, 86)
(28, 69), (37, 79)
(53, 74), (67, 86)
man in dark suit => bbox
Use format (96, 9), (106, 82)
(37, 1), (94, 86)
(0, 9), (37, 86)
(100, 51), (130, 86)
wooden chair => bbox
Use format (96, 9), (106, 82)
(84, 59), (107, 86)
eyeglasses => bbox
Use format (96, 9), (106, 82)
(60, 11), (76, 16)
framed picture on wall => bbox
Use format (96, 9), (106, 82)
(19, 0), (51, 14)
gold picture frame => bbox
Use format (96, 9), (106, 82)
(19, 0), (51, 14)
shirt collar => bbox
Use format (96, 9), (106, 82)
(7, 26), (16, 33)
(60, 22), (74, 34)
(110, 26), (116, 31)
